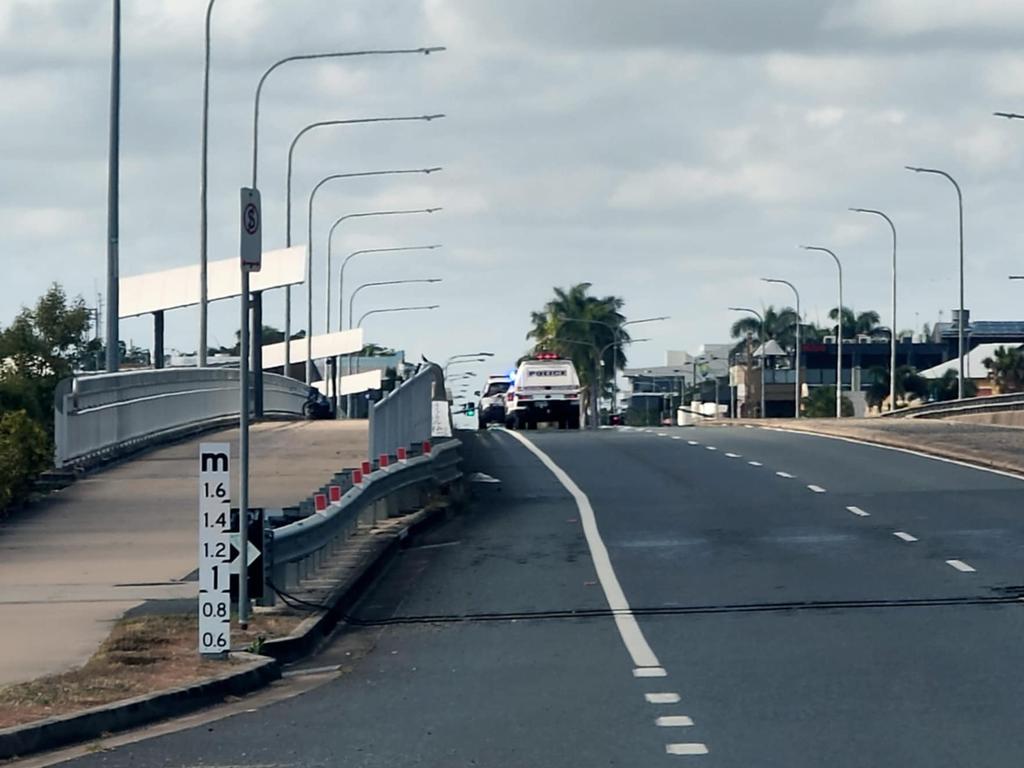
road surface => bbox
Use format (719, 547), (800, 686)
(54, 425), (1024, 766)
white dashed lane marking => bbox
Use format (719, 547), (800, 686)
(687, 440), (699, 446)
(646, 693), (681, 704)
(776, 471), (795, 479)
(656, 716), (694, 727)
(725, 452), (741, 458)
(633, 667), (667, 678)
(847, 506), (870, 517)
(672, 436), (682, 440)
(947, 559), (976, 573)
(706, 446), (717, 451)
(658, 433), (668, 437)
(893, 531), (918, 542)
(807, 484), (826, 493)
(666, 743), (709, 756)
(748, 461), (762, 467)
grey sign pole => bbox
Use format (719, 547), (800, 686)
(238, 188), (262, 628)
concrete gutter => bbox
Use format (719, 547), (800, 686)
(0, 653), (277, 761)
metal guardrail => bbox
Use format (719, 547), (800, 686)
(53, 367), (309, 468)
(267, 439), (462, 594)
(369, 362), (449, 459)
(878, 392), (1024, 419)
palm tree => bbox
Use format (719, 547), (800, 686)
(982, 346), (1024, 393)
(866, 365), (927, 410)
(803, 386), (853, 417)
(526, 283), (629, 409)
(827, 306), (881, 338)
(729, 305), (799, 352)
(930, 369), (977, 401)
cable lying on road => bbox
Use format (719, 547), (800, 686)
(341, 593), (1024, 627)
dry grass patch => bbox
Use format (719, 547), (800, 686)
(0, 610), (300, 730)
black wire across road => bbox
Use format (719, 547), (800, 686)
(342, 593), (1024, 627)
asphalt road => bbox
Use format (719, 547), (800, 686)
(55, 425), (1024, 767)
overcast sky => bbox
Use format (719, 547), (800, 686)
(5, 0), (1024, 374)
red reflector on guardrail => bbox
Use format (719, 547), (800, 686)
(352, 469), (363, 484)
(379, 453), (389, 468)
(361, 460), (372, 475)
(397, 446), (407, 460)
(314, 493), (327, 512)
(328, 485), (341, 502)
(423, 440), (432, 455)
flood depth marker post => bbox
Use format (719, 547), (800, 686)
(198, 443), (232, 655)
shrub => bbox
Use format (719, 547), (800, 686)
(0, 410), (51, 514)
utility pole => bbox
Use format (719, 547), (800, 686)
(105, 0), (121, 372)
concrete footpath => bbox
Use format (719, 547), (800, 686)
(723, 417), (1024, 475)
(0, 420), (368, 687)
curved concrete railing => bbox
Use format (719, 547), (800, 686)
(878, 392), (1024, 419)
(54, 368), (309, 468)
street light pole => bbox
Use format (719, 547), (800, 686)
(306, 174), (441, 382)
(348, 279), (442, 331)
(728, 307), (765, 418)
(284, 117), (443, 349)
(906, 165), (965, 399)
(802, 246), (844, 418)
(198, 0), (215, 367)
(356, 304), (440, 329)
(338, 245), (442, 331)
(761, 278), (801, 419)
(850, 207), (898, 412)
(328, 209), (442, 331)
(105, 0), (121, 373)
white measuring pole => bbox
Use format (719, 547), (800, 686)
(198, 443), (231, 655)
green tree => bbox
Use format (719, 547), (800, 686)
(0, 284), (92, 427)
(982, 346), (1024, 393)
(828, 306), (881, 338)
(526, 283), (629, 409)
(929, 369), (978, 401)
(802, 386), (854, 417)
(865, 365), (927, 410)
(729, 305), (799, 352)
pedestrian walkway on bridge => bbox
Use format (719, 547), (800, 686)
(0, 420), (367, 687)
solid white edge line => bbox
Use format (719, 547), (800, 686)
(501, 429), (661, 667)
(646, 692), (681, 704)
(846, 505), (870, 517)
(893, 531), (918, 542)
(666, 743), (709, 755)
(633, 666), (667, 677)
(946, 559), (976, 573)
(758, 426), (1024, 482)
(656, 716), (695, 727)
(807, 484), (826, 493)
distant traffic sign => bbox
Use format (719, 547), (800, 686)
(240, 187), (262, 272)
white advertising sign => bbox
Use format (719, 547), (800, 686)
(198, 443), (232, 655)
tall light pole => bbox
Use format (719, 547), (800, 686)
(728, 307), (765, 418)
(328, 208), (442, 330)
(445, 358), (488, 376)
(348, 278), (442, 331)
(850, 207), (898, 412)
(338, 245), (442, 330)
(198, 0), (215, 367)
(801, 245), (844, 418)
(906, 165), (965, 399)
(105, 0), (121, 372)
(356, 304), (440, 329)
(761, 278), (801, 419)
(285, 117), (443, 362)
(306, 175), (441, 381)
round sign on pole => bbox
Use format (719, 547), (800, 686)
(240, 187), (262, 272)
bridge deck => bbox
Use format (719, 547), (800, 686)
(0, 420), (367, 686)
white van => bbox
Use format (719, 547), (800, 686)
(505, 354), (582, 429)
